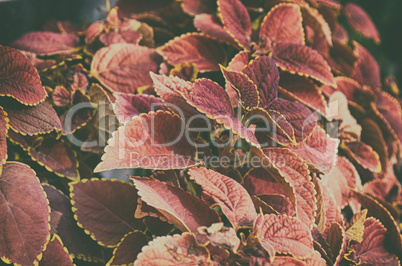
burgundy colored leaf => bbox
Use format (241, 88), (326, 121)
(189, 168), (257, 228)
(12, 32), (79, 55)
(343, 140), (381, 173)
(197, 223), (240, 253)
(159, 33), (226, 72)
(94, 111), (198, 171)
(0, 45), (47, 105)
(261, 148), (316, 229)
(107, 231), (148, 266)
(352, 190), (402, 260)
(375, 91), (402, 144)
(52, 86), (70, 107)
(169, 62), (198, 81)
(344, 3), (380, 44)
(225, 51), (249, 107)
(132, 177), (220, 233)
(39, 235), (74, 266)
(327, 222), (347, 265)
(28, 137), (79, 179)
(194, 14), (237, 46)
(0, 107), (8, 165)
(333, 24), (348, 44)
(91, 43), (162, 93)
(217, 0), (252, 50)
(289, 126), (339, 174)
(259, 3), (304, 45)
(301, 5), (332, 45)
(49, 211), (62, 235)
(99, 31), (142, 46)
(5, 101), (61, 135)
(0, 162), (49, 266)
(352, 42), (381, 89)
(244, 167), (286, 196)
(243, 56), (279, 108)
(256, 194), (296, 216)
(181, 0), (216, 15)
(272, 43), (335, 86)
(347, 218), (399, 265)
(254, 214), (314, 258)
(135, 233), (211, 265)
(42, 184), (105, 263)
(85, 22), (104, 43)
(114, 93), (166, 123)
(69, 72), (88, 92)
(221, 66), (259, 109)
(70, 179), (145, 247)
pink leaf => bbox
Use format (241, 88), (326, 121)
(344, 3), (380, 44)
(352, 42), (381, 89)
(194, 14), (237, 46)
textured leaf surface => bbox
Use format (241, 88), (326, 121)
(327, 222), (347, 265)
(95, 111), (198, 172)
(39, 235), (74, 266)
(343, 141), (381, 173)
(99, 31), (142, 46)
(5, 102), (61, 135)
(91, 43), (162, 93)
(11, 32), (79, 55)
(0, 45), (47, 105)
(346, 209), (367, 243)
(259, 3), (304, 45)
(194, 14), (237, 46)
(43, 184), (104, 263)
(132, 177), (219, 233)
(197, 223), (240, 252)
(0, 107), (8, 165)
(189, 168), (257, 228)
(134, 233), (211, 265)
(256, 194), (296, 216)
(52, 86), (70, 107)
(107, 231), (148, 266)
(352, 42), (381, 89)
(289, 126), (338, 174)
(70, 179), (144, 247)
(217, 0), (251, 50)
(255, 214), (314, 258)
(159, 33), (226, 72)
(272, 43), (335, 86)
(301, 5), (332, 45)
(375, 91), (402, 144)
(361, 118), (389, 171)
(244, 168), (286, 196)
(344, 4), (380, 43)
(0, 162), (49, 266)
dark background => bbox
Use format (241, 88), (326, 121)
(0, 0), (401, 84)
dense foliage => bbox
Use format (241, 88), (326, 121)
(0, 0), (401, 265)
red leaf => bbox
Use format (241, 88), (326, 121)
(321, 77), (375, 104)
(375, 91), (402, 144)
(94, 111), (198, 171)
(114, 92), (166, 123)
(261, 148), (316, 229)
(5, 102), (62, 135)
(70, 179), (145, 247)
(0, 162), (49, 266)
(159, 33), (226, 72)
(259, 3), (304, 45)
(352, 42), (381, 89)
(181, 0), (216, 15)
(256, 194), (296, 216)
(243, 56), (279, 108)
(39, 235), (74, 266)
(85, 22), (104, 43)
(0, 45), (47, 105)
(244, 168), (286, 196)
(327, 222), (347, 265)
(348, 218), (399, 265)
(12, 32), (79, 55)
(52, 86), (70, 107)
(69, 72), (88, 92)
(272, 43), (335, 86)
(42, 184), (105, 263)
(99, 31), (142, 46)
(194, 14), (237, 46)
(91, 43), (162, 93)
(0, 107), (8, 165)
(344, 3), (380, 44)
(131, 177), (220, 233)
(289, 126), (339, 174)
(217, 0), (252, 50)
(225, 51), (249, 107)
(221, 66), (259, 109)
(189, 168), (257, 228)
(343, 140), (381, 173)
(254, 214), (314, 258)
(333, 24), (348, 45)
(107, 231), (148, 266)
(301, 5), (332, 46)
(135, 233), (211, 265)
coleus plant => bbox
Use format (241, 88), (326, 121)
(0, 0), (401, 265)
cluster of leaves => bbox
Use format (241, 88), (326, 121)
(0, 0), (401, 265)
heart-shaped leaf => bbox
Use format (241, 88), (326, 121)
(39, 235), (74, 266)
(272, 43), (335, 86)
(259, 3), (304, 45)
(11, 32), (79, 55)
(91, 43), (162, 93)
(189, 167), (257, 228)
(107, 231), (148, 266)
(344, 3), (380, 44)
(95, 111), (198, 171)
(70, 179), (145, 247)
(132, 177), (220, 233)
(0, 45), (47, 105)
(217, 0), (252, 50)
(135, 233), (211, 265)
(159, 33), (226, 72)
(0, 162), (49, 266)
